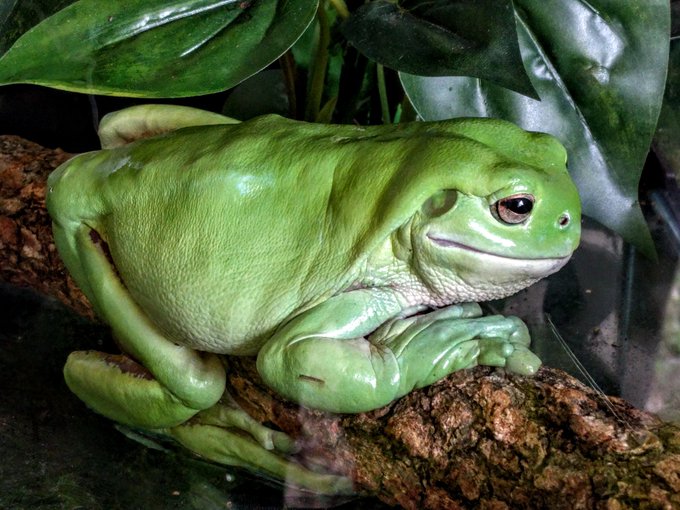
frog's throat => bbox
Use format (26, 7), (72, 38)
(426, 233), (570, 262)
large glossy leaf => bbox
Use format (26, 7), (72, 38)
(341, 0), (537, 98)
(401, 0), (670, 256)
(0, 0), (317, 97)
(654, 39), (680, 177)
(0, 0), (76, 54)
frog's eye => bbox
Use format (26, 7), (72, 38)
(492, 193), (534, 224)
(422, 189), (457, 217)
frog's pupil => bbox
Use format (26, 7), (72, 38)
(506, 197), (533, 214)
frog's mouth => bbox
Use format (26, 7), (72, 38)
(426, 233), (570, 262)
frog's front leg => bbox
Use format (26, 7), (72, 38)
(257, 290), (541, 413)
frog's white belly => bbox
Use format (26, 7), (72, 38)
(118, 267), (308, 356)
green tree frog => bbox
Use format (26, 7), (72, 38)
(46, 105), (580, 493)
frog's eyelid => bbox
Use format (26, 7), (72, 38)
(486, 187), (534, 204)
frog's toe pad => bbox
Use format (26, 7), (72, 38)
(64, 351), (198, 428)
(476, 340), (541, 376)
(505, 346), (541, 376)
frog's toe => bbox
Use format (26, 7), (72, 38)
(477, 338), (514, 367)
(476, 338), (541, 376)
(505, 346), (542, 376)
(168, 423), (354, 495)
(196, 401), (299, 454)
(506, 317), (532, 347)
(64, 350), (200, 428)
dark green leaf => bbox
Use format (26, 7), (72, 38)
(221, 69), (289, 119)
(341, 0), (537, 98)
(0, 0), (318, 97)
(0, 0), (76, 54)
(401, 0), (670, 256)
(654, 39), (680, 179)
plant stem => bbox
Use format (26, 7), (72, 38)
(305, 3), (330, 122)
(279, 51), (298, 119)
(377, 64), (390, 124)
(329, 0), (349, 19)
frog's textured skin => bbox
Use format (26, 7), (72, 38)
(46, 105), (581, 493)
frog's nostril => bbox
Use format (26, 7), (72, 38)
(558, 214), (570, 228)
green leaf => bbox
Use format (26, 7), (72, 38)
(654, 39), (680, 178)
(401, 0), (670, 256)
(0, 0), (77, 54)
(341, 0), (537, 98)
(0, 0), (318, 97)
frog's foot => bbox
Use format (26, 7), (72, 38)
(98, 104), (239, 148)
(64, 350), (223, 429)
(166, 400), (354, 496)
(384, 306), (541, 392)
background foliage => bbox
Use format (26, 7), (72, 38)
(0, 0), (674, 254)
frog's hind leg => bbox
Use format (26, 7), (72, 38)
(59, 223), (349, 494)
(61, 223), (226, 428)
(167, 399), (354, 495)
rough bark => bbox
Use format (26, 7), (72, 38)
(1, 134), (679, 509)
(0, 135), (92, 319)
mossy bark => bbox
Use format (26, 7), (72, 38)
(1, 135), (679, 509)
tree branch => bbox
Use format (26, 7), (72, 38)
(1, 135), (679, 509)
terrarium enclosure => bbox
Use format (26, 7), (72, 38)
(1, 0), (680, 508)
